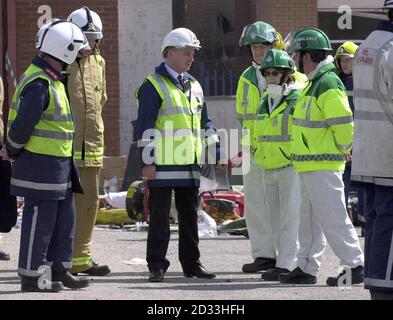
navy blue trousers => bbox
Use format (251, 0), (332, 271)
(18, 195), (75, 277)
(363, 184), (393, 292)
(147, 187), (200, 273)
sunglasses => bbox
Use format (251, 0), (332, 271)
(264, 70), (281, 77)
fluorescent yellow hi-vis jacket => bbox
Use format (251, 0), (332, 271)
(141, 73), (204, 166)
(236, 66), (262, 146)
(291, 61), (353, 172)
(67, 53), (107, 167)
(253, 86), (301, 170)
(8, 64), (74, 157)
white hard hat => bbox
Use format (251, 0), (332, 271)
(161, 28), (201, 55)
(36, 20), (90, 65)
(68, 7), (103, 39)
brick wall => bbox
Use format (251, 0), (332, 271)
(14, 0), (120, 155)
(256, 0), (318, 38)
(173, 0), (318, 92)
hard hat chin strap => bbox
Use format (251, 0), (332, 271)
(299, 51), (306, 74)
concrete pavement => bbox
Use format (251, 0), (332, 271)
(0, 226), (370, 300)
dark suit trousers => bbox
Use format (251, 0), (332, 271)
(147, 187), (200, 272)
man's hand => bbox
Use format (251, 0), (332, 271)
(142, 165), (156, 180)
(345, 154), (352, 162)
(0, 145), (12, 162)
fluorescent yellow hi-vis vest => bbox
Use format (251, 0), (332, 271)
(141, 73), (204, 166)
(253, 89), (301, 170)
(67, 54), (107, 167)
(236, 66), (261, 146)
(7, 64), (74, 157)
(291, 63), (353, 172)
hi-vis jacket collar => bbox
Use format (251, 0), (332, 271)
(32, 56), (64, 81)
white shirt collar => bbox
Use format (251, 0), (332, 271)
(165, 64), (184, 83)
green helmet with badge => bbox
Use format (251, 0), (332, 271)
(261, 49), (295, 74)
(287, 28), (332, 53)
(239, 21), (277, 46)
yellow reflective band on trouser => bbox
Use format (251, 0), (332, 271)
(72, 256), (93, 267)
(74, 151), (104, 161)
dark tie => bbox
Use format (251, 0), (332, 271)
(177, 75), (185, 90)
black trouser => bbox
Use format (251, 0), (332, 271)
(147, 187), (200, 273)
(363, 184), (393, 292)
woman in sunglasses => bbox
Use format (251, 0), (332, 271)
(253, 49), (304, 281)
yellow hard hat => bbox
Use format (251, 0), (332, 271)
(275, 32), (284, 50)
(335, 41), (358, 59)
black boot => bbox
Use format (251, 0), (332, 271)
(75, 262), (111, 276)
(326, 265), (364, 286)
(261, 268), (290, 281)
(21, 276), (63, 293)
(52, 271), (90, 290)
(242, 258), (276, 273)
(279, 267), (317, 284)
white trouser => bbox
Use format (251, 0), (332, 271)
(243, 150), (275, 259)
(264, 166), (300, 271)
(298, 171), (364, 276)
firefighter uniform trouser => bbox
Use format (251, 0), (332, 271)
(18, 195), (75, 277)
(71, 167), (100, 273)
(363, 184), (393, 292)
(264, 166), (300, 271)
(243, 149), (275, 260)
(297, 171), (364, 276)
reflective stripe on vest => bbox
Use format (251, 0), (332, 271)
(293, 115), (353, 128)
(291, 154), (345, 162)
(11, 71), (72, 122)
(242, 82), (249, 108)
(146, 73), (203, 165)
(258, 100), (296, 143)
(8, 65), (74, 157)
(155, 171), (201, 180)
(11, 178), (72, 191)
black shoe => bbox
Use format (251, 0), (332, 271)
(279, 267), (317, 284)
(326, 265), (364, 286)
(242, 258), (276, 273)
(370, 290), (393, 300)
(261, 268), (290, 281)
(184, 266), (216, 279)
(0, 250), (10, 261)
(52, 271), (90, 289)
(78, 264), (111, 276)
(149, 269), (165, 282)
(21, 276), (63, 293)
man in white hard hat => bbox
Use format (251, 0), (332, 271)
(351, 0), (393, 300)
(0, 20), (90, 292)
(67, 6), (110, 277)
(136, 28), (221, 282)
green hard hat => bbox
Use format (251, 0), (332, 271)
(261, 49), (295, 72)
(287, 28), (332, 53)
(239, 21), (277, 46)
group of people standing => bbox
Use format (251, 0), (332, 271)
(237, 1), (393, 300)
(1, 1), (393, 300)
